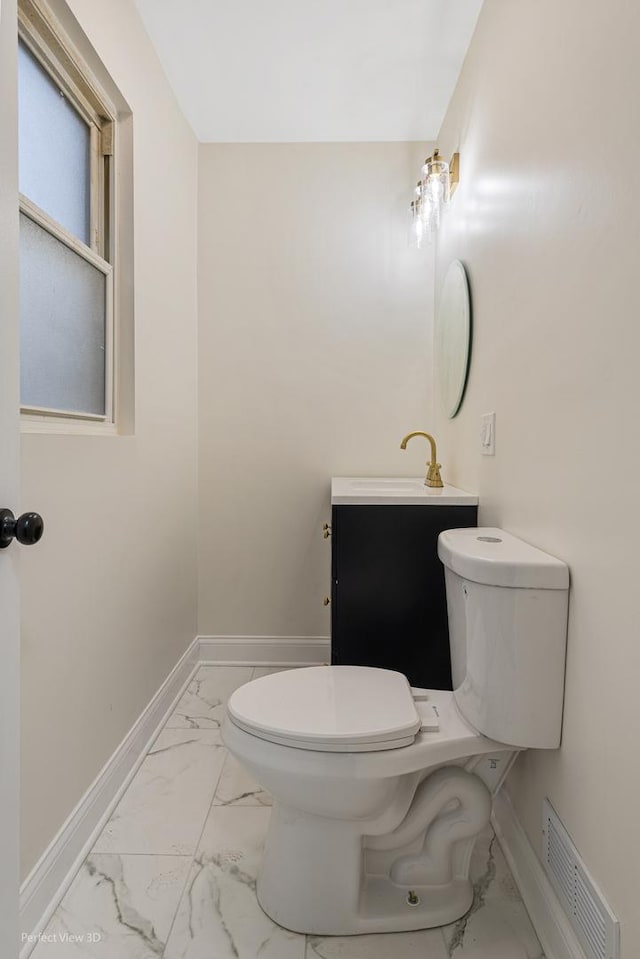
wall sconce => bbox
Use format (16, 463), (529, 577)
(409, 149), (459, 247)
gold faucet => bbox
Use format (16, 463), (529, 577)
(400, 431), (444, 488)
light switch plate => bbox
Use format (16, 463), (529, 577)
(480, 412), (495, 455)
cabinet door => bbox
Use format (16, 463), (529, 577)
(331, 505), (477, 688)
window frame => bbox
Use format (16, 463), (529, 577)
(18, 0), (119, 432)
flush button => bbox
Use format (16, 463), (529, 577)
(477, 536), (502, 543)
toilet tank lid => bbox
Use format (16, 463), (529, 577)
(438, 527), (569, 590)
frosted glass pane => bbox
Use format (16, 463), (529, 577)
(18, 41), (90, 244)
(20, 214), (106, 415)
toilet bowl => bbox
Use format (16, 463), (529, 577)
(223, 527), (569, 935)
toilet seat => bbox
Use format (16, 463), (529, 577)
(227, 665), (421, 752)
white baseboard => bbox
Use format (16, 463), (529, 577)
(492, 789), (587, 959)
(197, 634), (330, 666)
(19, 636), (201, 957)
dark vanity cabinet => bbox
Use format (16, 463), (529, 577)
(330, 503), (477, 689)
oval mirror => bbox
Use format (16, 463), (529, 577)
(436, 259), (471, 418)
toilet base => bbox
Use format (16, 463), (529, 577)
(256, 794), (481, 936)
(258, 870), (474, 936)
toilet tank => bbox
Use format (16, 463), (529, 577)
(438, 527), (569, 749)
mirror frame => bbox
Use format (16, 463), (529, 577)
(436, 259), (472, 418)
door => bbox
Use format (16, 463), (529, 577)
(0, 0), (22, 952)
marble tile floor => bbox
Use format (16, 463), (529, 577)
(32, 665), (544, 959)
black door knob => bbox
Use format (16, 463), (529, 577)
(0, 509), (44, 548)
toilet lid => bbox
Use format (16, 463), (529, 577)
(227, 666), (421, 752)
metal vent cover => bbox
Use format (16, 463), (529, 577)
(543, 800), (619, 959)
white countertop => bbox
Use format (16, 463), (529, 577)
(331, 477), (478, 506)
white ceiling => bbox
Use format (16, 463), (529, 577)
(134, 0), (484, 143)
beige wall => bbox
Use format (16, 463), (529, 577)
(435, 0), (640, 949)
(197, 143), (434, 638)
(20, 0), (199, 876)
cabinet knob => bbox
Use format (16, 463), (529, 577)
(322, 523), (332, 539)
(323, 596), (331, 606)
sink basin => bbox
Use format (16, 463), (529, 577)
(331, 477), (478, 506)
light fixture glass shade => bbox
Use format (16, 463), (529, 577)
(409, 183), (438, 247)
(409, 198), (427, 248)
(421, 150), (450, 218)
(421, 188), (440, 232)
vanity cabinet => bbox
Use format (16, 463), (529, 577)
(329, 483), (477, 689)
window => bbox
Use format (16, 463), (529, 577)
(18, 1), (116, 425)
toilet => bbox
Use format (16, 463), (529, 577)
(222, 527), (569, 935)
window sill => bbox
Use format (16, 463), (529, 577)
(20, 413), (119, 436)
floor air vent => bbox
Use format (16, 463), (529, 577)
(543, 800), (619, 959)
